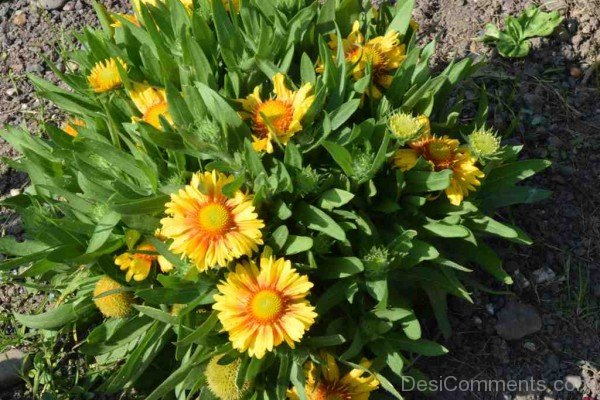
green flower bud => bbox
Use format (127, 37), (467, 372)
(468, 128), (501, 159)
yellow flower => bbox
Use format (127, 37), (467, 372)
(115, 243), (173, 281)
(323, 21), (406, 99)
(93, 275), (134, 318)
(129, 83), (173, 130)
(87, 58), (126, 93)
(387, 112), (430, 143)
(239, 73), (315, 153)
(218, 0), (240, 12)
(468, 128), (501, 159)
(133, 0), (193, 11)
(62, 118), (85, 137)
(205, 355), (250, 400)
(160, 171), (264, 272)
(409, 19), (420, 31)
(392, 135), (484, 205)
(213, 247), (317, 359)
(287, 353), (379, 400)
(110, 13), (140, 28)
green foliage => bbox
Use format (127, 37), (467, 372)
(0, 0), (551, 398)
(483, 6), (564, 58)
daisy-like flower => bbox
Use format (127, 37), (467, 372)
(322, 21), (406, 99)
(110, 13), (140, 28)
(239, 73), (315, 153)
(160, 171), (264, 271)
(387, 112), (430, 143)
(115, 243), (173, 281)
(62, 118), (85, 137)
(129, 83), (173, 130)
(87, 58), (127, 93)
(212, 247), (317, 359)
(392, 135), (484, 205)
(287, 353), (379, 400)
(204, 355), (250, 400)
(93, 275), (134, 318)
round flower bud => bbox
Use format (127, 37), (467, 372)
(205, 355), (249, 400)
(468, 128), (501, 159)
(93, 276), (134, 318)
(387, 112), (429, 143)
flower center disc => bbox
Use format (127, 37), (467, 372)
(427, 141), (453, 164)
(250, 290), (283, 322)
(198, 203), (233, 234)
(144, 101), (169, 129)
(254, 100), (294, 137)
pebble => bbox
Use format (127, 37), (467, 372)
(531, 267), (556, 284)
(12, 12), (26, 27)
(38, 0), (67, 10)
(9, 188), (21, 197)
(0, 349), (25, 388)
(513, 269), (531, 289)
(5, 88), (17, 97)
(564, 375), (582, 390)
(495, 302), (542, 340)
(523, 341), (536, 351)
(570, 66), (583, 78)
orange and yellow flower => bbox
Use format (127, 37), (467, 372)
(213, 247), (317, 359)
(62, 118), (86, 137)
(239, 73), (315, 153)
(87, 58), (127, 93)
(115, 243), (173, 281)
(287, 353), (379, 400)
(322, 21), (406, 99)
(392, 135), (484, 205)
(129, 83), (173, 130)
(160, 171), (264, 272)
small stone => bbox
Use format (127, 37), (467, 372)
(473, 316), (483, 327)
(9, 188), (21, 197)
(12, 12), (26, 26)
(495, 302), (542, 340)
(514, 269), (531, 289)
(0, 349), (25, 388)
(5, 88), (17, 97)
(38, 0), (67, 10)
(564, 375), (582, 390)
(532, 267), (556, 284)
(66, 61), (79, 72)
(570, 66), (583, 78)
(523, 341), (536, 351)
(485, 303), (495, 315)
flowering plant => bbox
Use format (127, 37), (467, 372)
(0, 0), (550, 398)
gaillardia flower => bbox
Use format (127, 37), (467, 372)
(393, 135), (484, 205)
(287, 353), (379, 400)
(324, 21), (406, 98)
(87, 58), (126, 93)
(93, 275), (134, 318)
(115, 243), (173, 281)
(160, 171), (264, 271)
(62, 118), (85, 137)
(129, 83), (173, 130)
(205, 355), (250, 400)
(213, 247), (317, 359)
(387, 112), (430, 143)
(468, 128), (501, 159)
(239, 73), (315, 153)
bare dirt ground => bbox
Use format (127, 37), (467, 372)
(0, 0), (598, 399)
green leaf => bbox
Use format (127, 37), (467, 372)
(132, 305), (177, 325)
(480, 186), (551, 210)
(322, 141), (354, 176)
(317, 257), (363, 279)
(111, 195), (170, 215)
(483, 159), (551, 188)
(387, 337), (448, 356)
(14, 299), (94, 330)
(0, 237), (49, 257)
(283, 235), (313, 255)
(404, 169), (452, 193)
(87, 211), (121, 253)
(295, 203), (346, 241)
(330, 99), (360, 130)
(317, 189), (354, 210)
(303, 334), (346, 347)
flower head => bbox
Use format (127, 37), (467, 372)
(239, 73), (315, 153)
(324, 21), (406, 98)
(62, 118), (86, 137)
(392, 135), (484, 205)
(88, 58), (126, 93)
(160, 171), (264, 272)
(387, 112), (430, 143)
(129, 83), (173, 130)
(468, 128), (501, 159)
(93, 275), (134, 318)
(205, 355), (250, 400)
(213, 247), (317, 359)
(110, 13), (140, 28)
(115, 242), (173, 281)
(287, 353), (379, 400)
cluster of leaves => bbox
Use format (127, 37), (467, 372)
(483, 6), (563, 58)
(0, 0), (551, 398)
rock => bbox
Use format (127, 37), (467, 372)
(564, 375), (582, 390)
(513, 269), (531, 289)
(0, 349), (24, 388)
(39, 0), (67, 10)
(9, 188), (21, 197)
(5, 87), (17, 97)
(12, 12), (26, 27)
(532, 267), (556, 284)
(495, 302), (542, 340)
(523, 341), (536, 351)
(570, 66), (583, 78)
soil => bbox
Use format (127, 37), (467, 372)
(0, 0), (599, 399)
